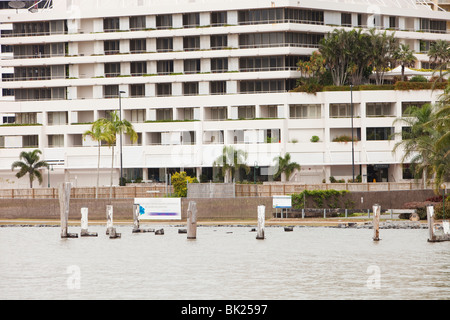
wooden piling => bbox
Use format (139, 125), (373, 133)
(372, 204), (381, 241)
(256, 205), (265, 240)
(80, 207), (98, 237)
(426, 205), (450, 242)
(187, 201), (197, 239)
(106, 205), (121, 239)
(132, 204), (154, 233)
(59, 182), (77, 239)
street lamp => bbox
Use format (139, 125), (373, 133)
(119, 90), (126, 186)
(350, 84), (355, 183)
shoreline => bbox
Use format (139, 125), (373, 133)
(0, 217), (431, 229)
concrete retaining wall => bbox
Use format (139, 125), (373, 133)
(0, 197), (273, 221)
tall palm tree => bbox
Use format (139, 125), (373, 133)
(102, 111), (138, 197)
(83, 119), (109, 198)
(273, 153), (301, 182)
(11, 149), (49, 188)
(394, 44), (417, 81)
(213, 146), (250, 183)
(428, 40), (450, 80)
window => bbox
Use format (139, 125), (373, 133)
(104, 40), (120, 55)
(239, 32), (322, 49)
(341, 13), (352, 27)
(156, 14), (172, 29)
(15, 113), (37, 124)
(240, 79), (285, 93)
(48, 112), (68, 125)
(15, 88), (65, 101)
(129, 109), (146, 123)
(401, 102), (430, 116)
(290, 104), (321, 119)
(157, 60), (174, 75)
(210, 81), (226, 95)
(366, 103), (394, 117)
(48, 135), (64, 148)
(156, 83), (171, 96)
(183, 36), (200, 51)
(23, 135), (39, 148)
(130, 16), (146, 30)
(238, 106), (255, 119)
(183, 13), (200, 28)
(156, 38), (173, 52)
(211, 11), (227, 26)
(330, 103), (355, 118)
(211, 35), (228, 49)
(366, 127), (394, 141)
(105, 63), (121, 77)
(238, 9), (284, 25)
(239, 56), (284, 72)
(131, 61), (147, 76)
(130, 39), (146, 53)
(285, 8), (324, 24)
(208, 107), (227, 121)
(178, 108), (194, 120)
(389, 16), (397, 29)
(104, 85), (119, 98)
(420, 18), (446, 33)
(104, 17), (120, 32)
(130, 84), (145, 97)
(156, 108), (173, 121)
(184, 59), (200, 74)
(183, 82), (199, 96)
(211, 58), (228, 73)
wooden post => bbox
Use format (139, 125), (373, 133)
(372, 204), (381, 241)
(106, 205), (121, 239)
(132, 204), (154, 233)
(256, 205), (265, 240)
(80, 207), (98, 237)
(187, 201), (197, 239)
(427, 205), (436, 242)
(59, 182), (77, 238)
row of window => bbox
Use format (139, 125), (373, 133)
(3, 56), (303, 81)
(2, 103), (428, 126)
(4, 8), (446, 39)
(0, 126), (402, 150)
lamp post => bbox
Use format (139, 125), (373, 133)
(350, 84), (355, 183)
(119, 90), (126, 186)
(47, 164), (53, 188)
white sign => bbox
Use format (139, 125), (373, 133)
(134, 198), (182, 220)
(273, 195), (292, 209)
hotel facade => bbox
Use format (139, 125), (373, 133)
(0, 0), (449, 188)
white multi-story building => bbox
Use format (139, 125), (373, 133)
(0, 0), (449, 188)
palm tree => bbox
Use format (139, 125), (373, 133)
(83, 119), (109, 198)
(213, 146), (250, 183)
(102, 111), (138, 197)
(428, 40), (450, 80)
(393, 104), (437, 189)
(11, 149), (49, 188)
(368, 29), (399, 85)
(394, 44), (417, 81)
(273, 153), (301, 182)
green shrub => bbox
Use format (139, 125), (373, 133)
(171, 171), (198, 197)
(310, 135), (320, 143)
(291, 189), (350, 209)
(409, 75), (427, 83)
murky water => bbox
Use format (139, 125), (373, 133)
(0, 226), (449, 300)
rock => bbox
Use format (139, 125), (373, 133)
(155, 228), (164, 235)
(178, 229), (187, 234)
(410, 212), (420, 221)
(284, 227), (294, 232)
